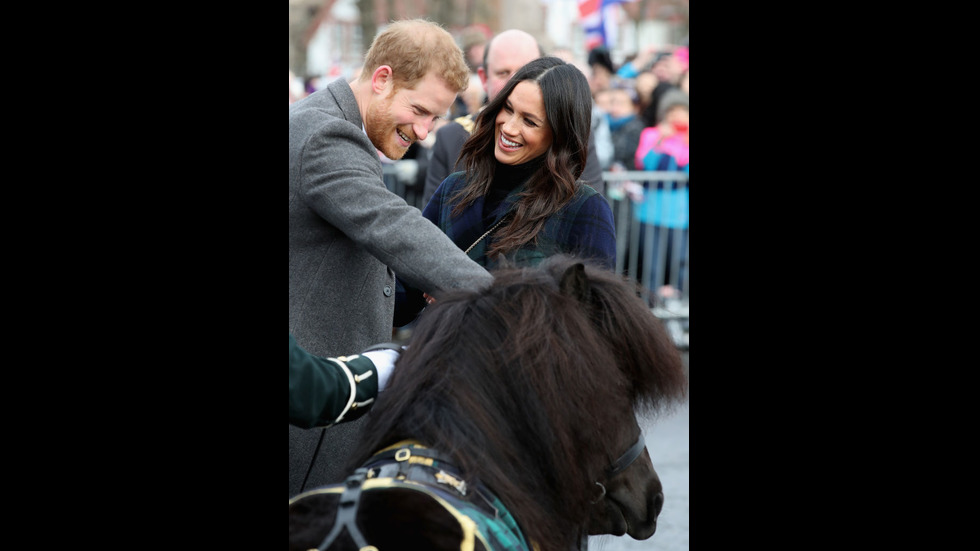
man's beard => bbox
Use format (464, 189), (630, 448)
(366, 96), (412, 161)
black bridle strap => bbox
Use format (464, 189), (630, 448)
(314, 468), (372, 551)
(606, 433), (646, 476)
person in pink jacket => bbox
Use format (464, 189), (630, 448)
(632, 88), (689, 304)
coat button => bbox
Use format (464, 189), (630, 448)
(383, 285), (392, 297)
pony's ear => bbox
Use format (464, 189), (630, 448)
(559, 262), (592, 303)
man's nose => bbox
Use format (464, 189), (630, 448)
(413, 122), (428, 142)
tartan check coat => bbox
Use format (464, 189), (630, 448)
(394, 171), (617, 325)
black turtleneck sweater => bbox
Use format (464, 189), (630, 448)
(482, 155), (546, 225)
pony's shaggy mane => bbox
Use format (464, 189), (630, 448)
(348, 255), (687, 550)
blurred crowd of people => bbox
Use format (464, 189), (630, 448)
(290, 32), (689, 179)
(585, 43), (689, 175)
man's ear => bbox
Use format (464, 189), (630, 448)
(477, 66), (488, 89)
(371, 65), (393, 95)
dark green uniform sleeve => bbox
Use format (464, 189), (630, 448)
(289, 333), (380, 429)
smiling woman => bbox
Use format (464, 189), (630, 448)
(394, 56), (618, 327)
(494, 80), (553, 165)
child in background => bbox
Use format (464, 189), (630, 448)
(635, 88), (689, 171)
(603, 79), (646, 172)
(633, 87), (689, 304)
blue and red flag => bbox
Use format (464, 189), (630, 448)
(578, 0), (632, 50)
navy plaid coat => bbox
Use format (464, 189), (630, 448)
(424, 171), (616, 269)
(394, 171), (616, 325)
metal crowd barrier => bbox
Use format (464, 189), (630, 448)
(602, 171), (688, 349)
(382, 163), (689, 349)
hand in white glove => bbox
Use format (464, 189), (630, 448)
(361, 348), (400, 391)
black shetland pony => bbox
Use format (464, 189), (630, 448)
(289, 255), (688, 551)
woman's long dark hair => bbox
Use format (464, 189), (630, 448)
(452, 56), (594, 259)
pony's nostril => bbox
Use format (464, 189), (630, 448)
(591, 482), (607, 504)
(652, 491), (665, 518)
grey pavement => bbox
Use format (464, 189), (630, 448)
(589, 351), (689, 551)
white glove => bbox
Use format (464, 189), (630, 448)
(361, 348), (400, 391)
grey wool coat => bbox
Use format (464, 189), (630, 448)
(289, 78), (493, 497)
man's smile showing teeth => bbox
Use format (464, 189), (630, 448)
(397, 129), (412, 145)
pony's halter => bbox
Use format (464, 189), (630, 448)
(311, 467), (376, 551)
(593, 431), (646, 502)
(607, 431), (646, 477)
(307, 442), (510, 551)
